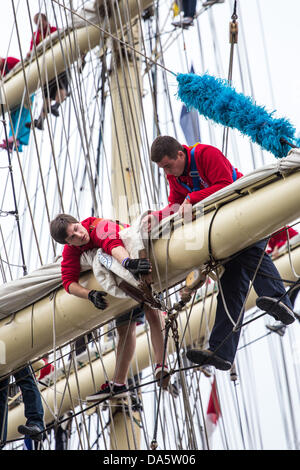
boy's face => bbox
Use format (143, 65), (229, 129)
(65, 223), (90, 246)
(157, 151), (186, 177)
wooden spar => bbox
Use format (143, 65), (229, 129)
(6, 244), (300, 441)
(1, 170), (300, 377)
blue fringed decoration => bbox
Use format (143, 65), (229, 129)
(176, 73), (299, 158)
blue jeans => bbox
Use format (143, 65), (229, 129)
(209, 241), (293, 363)
(0, 366), (44, 444)
(182, 0), (197, 17)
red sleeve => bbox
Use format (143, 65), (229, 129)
(61, 245), (81, 292)
(287, 227), (298, 239)
(188, 146), (239, 205)
(7, 57), (20, 70)
(268, 226), (299, 253)
(30, 32), (37, 51)
(151, 175), (184, 221)
(92, 219), (126, 255)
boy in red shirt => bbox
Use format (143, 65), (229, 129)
(26, 13), (69, 130)
(142, 136), (295, 371)
(50, 214), (169, 400)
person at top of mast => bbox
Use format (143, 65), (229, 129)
(26, 13), (69, 130)
(0, 56), (34, 153)
(171, 0), (197, 28)
(50, 214), (169, 401)
(171, 0), (225, 28)
(142, 136), (296, 371)
(26, 12), (57, 58)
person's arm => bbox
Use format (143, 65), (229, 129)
(61, 247), (108, 309)
(142, 176), (184, 231)
(68, 281), (90, 299)
(111, 245), (152, 276)
(69, 282), (107, 309)
(111, 245), (130, 264)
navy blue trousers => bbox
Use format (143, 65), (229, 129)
(209, 241), (293, 363)
(182, 0), (197, 17)
(0, 366), (44, 444)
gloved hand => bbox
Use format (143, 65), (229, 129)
(88, 290), (108, 310)
(122, 258), (151, 276)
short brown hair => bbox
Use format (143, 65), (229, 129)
(34, 13), (48, 24)
(50, 214), (78, 244)
(150, 136), (183, 163)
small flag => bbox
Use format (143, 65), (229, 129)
(180, 66), (201, 145)
(205, 376), (221, 442)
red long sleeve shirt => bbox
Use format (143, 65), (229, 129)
(152, 144), (243, 221)
(267, 226), (298, 254)
(61, 217), (128, 292)
(30, 25), (57, 51)
(0, 57), (20, 76)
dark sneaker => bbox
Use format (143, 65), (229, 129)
(186, 349), (232, 371)
(18, 424), (43, 441)
(256, 296), (295, 325)
(34, 118), (44, 130)
(155, 363), (170, 389)
(85, 381), (128, 402)
(51, 103), (60, 117)
(266, 322), (286, 337)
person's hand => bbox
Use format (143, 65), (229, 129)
(122, 258), (152, 276)
(272, 245), (280, 259)
(178, 197), (192, 219)
(88, 290), (108, 310)
(141, 214), (157, 232)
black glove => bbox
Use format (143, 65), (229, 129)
(88, 290), (108, 310)
(123, 258), (151, 276)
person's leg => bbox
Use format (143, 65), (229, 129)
(0, 376), (9, 445)
(14, 366), (44, 432)
(86, 310), (139, 401)
(246, 242), (292, 304)
(144, 306), (170, 388)
(144, 306), (165, 364)
(55, 87), (67, 105)
(208, 258), (250, 364)
(114, 322), (137, 384)
(288, 285), (300, 308)
(244, 242), (295, 324)
(183, 0), (197, 17)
